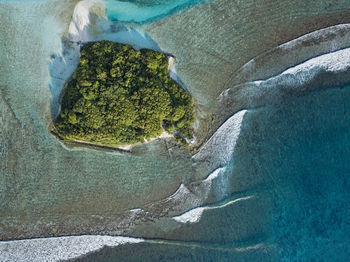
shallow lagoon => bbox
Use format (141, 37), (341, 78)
(106, 0), (206, 23)
(1, 0), (350, 261)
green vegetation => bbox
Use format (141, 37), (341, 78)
(54, 41), (194, 146)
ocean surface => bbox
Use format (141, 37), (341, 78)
(1, 0), (350, 261)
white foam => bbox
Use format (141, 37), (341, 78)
(0, 235), (143, 262)
(218, 195), (254, 209)
(193, 109), (247, 167)
(231, 23), (350, 85)
(234, 243), (264, 252)
(167, 184), (192, 201)
(173, 207), (205, 223)
(281, 47), (350, 76)
(219, 44), (350, 113)
(168, 56), (183, 85)
(204, 166), (227, 182)
(173, 195), (254, 224)
(189, 109), (247, 202)
(130, 208), (143, 213)
(245, 47), (350, 98)
(201, 166), (230, 198)
(168, 56), (176, 74)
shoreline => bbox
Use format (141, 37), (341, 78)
(50, 0), (194, 152)
(50, 129), (132, 153)
(2, 1), (350, 260)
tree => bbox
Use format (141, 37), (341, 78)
(55, 41), (194, 146)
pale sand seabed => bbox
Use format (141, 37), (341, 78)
(173, 195), (254, 224)
(138, 39), (350, 247)
(0, 0), (246, 257)
(226, 23), (350, 87)
(142, 0), (350, 107)
(51, 0), (178, 151)
(110, 35), (350, 242)
(0, 0), (252, 253)
(171, 40), (350, 224)
(139, 0), (350, 150)
(0, 0), (195, 242)
(2, 0), (350, 261)
(208, 22), (350, 139)
(216, 42), (350, 124)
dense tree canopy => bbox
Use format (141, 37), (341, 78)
(55, 41), (194, 146)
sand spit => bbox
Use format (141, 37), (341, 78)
(50, 0), (183, 152)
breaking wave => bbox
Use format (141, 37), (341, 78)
(0, 235), (143, 262)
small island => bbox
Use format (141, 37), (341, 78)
(54, 41), (194, 147)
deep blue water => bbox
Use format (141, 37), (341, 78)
(84, 2), (350, 257)
(1, 0), (350, 261)
(74, 82), (350, 261)
(237, 85), (350, 261)
(105, 0), (207, 23)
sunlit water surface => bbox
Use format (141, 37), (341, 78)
(1, 0), (350, 261)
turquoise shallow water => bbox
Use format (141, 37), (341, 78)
(1, 0), (350, 261)
(105, 0), (206, 23)
(235, 84), (350, 261)
(74, 77), (350, 262)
